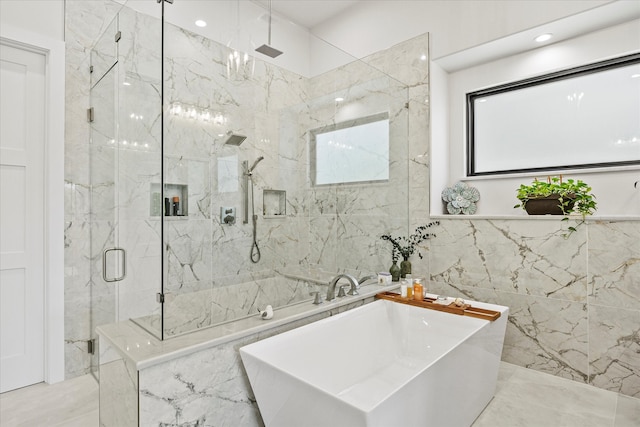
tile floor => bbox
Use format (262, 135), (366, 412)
(0, 373), (98, 427)
(1, 362), (638, 426)
(472, 363), (639, 427)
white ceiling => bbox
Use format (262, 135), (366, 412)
(257, 0), (360, 29)
(124, 0), (639, 76)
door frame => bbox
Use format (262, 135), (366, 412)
(1, 24), (65, 385)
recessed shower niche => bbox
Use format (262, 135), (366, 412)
(150, 183), (188, 217)
(263, 190), (286, 217)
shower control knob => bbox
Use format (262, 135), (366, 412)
(221, 207), (236, 225)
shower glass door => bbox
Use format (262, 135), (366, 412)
(89, 4), (163, 376)
(89, 15), (119, 377)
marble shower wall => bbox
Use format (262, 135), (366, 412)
(134, 276), (321, 337)
(161, 22), (310, 333)
(428, 219), (640, 398)
(304, 70), (410, 276)
(161, 23), (415, 335)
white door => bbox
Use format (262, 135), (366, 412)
(0, 42), (46, 393)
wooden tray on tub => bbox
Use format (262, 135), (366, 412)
(375, 291), (501, 322)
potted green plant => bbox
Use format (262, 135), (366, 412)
(514, 176), (596, 236)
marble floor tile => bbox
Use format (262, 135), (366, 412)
(615, 394), (640, 427)
(2, 363), (638, 427)
(0, 374), (99, 427)
(474, 363), (619, 427)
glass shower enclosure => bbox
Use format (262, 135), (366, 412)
(87, 0), (411, 368)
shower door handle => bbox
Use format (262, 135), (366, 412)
(102, 247), (127, 283)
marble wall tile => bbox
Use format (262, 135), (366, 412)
(588, 221), (640, 310)
(210, 220), (269, 279)
(99, 337), (138, 427)
(162, 290), (214, 336)
(308, 216), (340, 272)
(138, 336), (263, 426)
(306, 59), (379, 100)
(362, 33), (430, 87)
(407, 85), (430, 221)
(308, 185), (338, 217)
(338, 215), (407, 275)
(64, 1), (98, 380)
(260, 216), (310, 271)
(335, 182), (407, 218)
(499, 292), (589, 383)
(430, 219), (588, 302)
(165, 219), (213, 293)
(117, 5), (162, 83)
(428, 217), (640, 398)
(589, 304), (640, 397)
(142, 275), (320, 336)
(117, 219), (161, 322)
(64, 219), (91, 290)
(63, 217), (92, 379)
(64, 291), (92, 379)
(65, 1), (123, 59)
(426, 283), (590, 383)
(303, 57), (412, 278)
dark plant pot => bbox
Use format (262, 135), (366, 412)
(389, 262), (401, 282)
(524, 194), (575, 215)
(400, 259), (411, 278)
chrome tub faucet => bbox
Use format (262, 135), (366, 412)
(326, 274), (359, 301)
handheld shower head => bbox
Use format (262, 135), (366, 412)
(248, 156), (264, 174)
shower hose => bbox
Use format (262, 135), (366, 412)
(250, 177), (261, 263)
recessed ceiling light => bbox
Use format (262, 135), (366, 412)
(535, 33), (553, 43)
(335, 97), (344, 102)
(632, 73), (640, 79)
(420, 54), (427, 61)
(195, 20), (207, 28)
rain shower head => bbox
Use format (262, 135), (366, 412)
(223, 131), (247, 146)
(255, 0), (283, 58)
(255, 44), (283, 58)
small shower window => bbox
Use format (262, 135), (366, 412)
(310, 112), (390, 186)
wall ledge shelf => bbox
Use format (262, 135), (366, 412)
(430, 214), (640, 221)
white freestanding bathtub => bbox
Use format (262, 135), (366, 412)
(240, 297), (508, 427)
